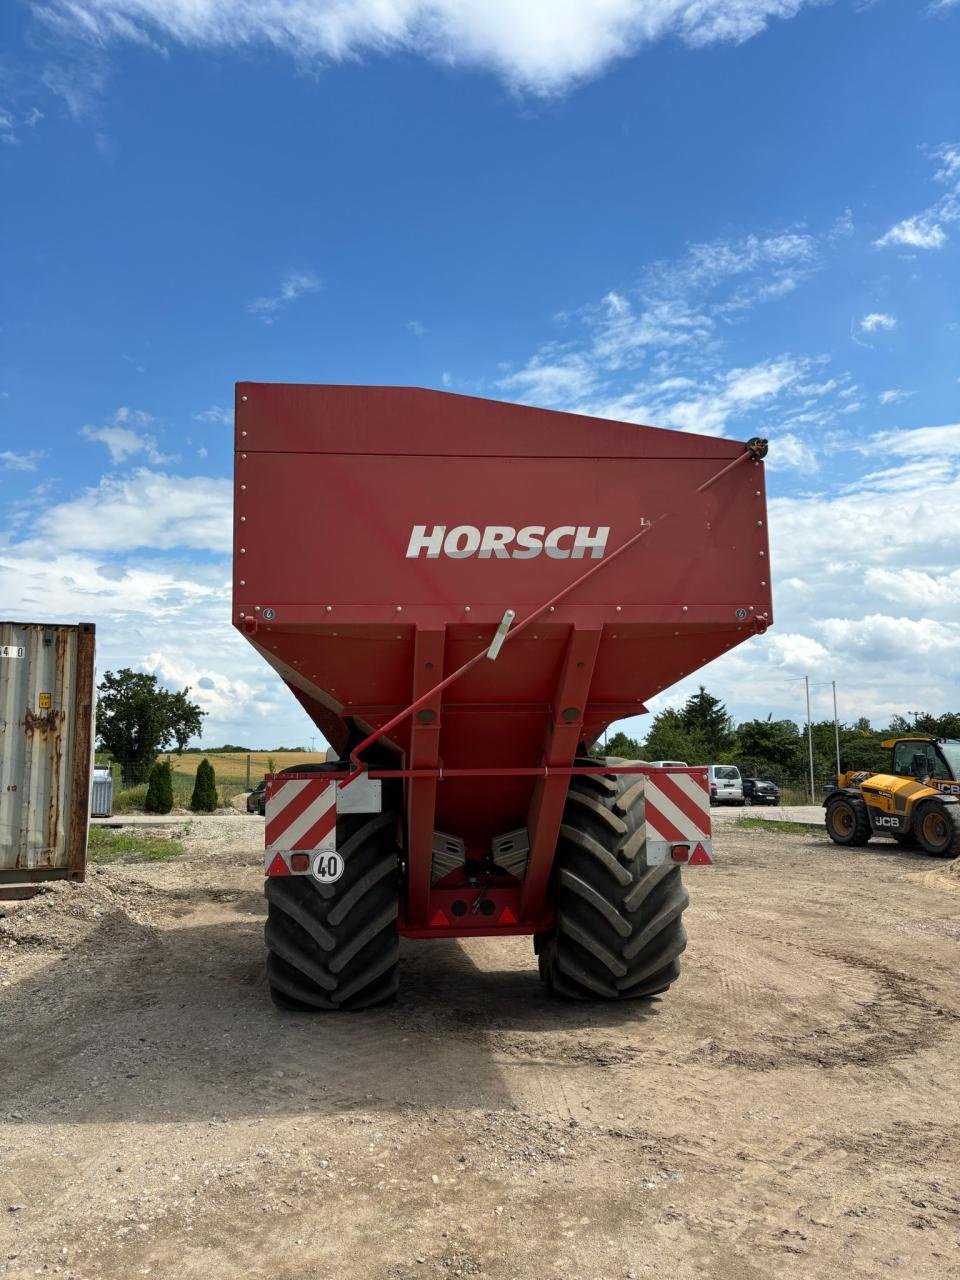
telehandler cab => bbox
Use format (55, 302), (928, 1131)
(824, 737), (960, 856)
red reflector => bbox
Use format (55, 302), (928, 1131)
(429, 909), (448, 927)
(670, 844), (690, 862)
(266, 853), (290, 877)
(689, 843), (712, 865)
(290, 853), (310, 872)
(499, 906), (518, 925)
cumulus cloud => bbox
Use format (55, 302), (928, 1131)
(36, 0), (816, 95)
(80, 407), (169, 463)
(27, 469), (232, 553)
(859, 312), (896, 333)
(247, 271), (322, 324)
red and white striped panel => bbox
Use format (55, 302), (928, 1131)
(265, 777), (338, 855)
(643, 769), (713, 866)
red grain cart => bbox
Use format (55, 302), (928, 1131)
(234, 384), (772, 1010)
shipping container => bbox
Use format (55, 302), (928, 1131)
(0, 621), (96, 885)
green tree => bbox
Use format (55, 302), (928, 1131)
(97, 669), (205, 784)
(190, 758), (218, 812)
(680, 686), (735, 757)
(604, 731), (643, 759)
(737, 717), (802, 776)
(641, 708), (707, 763)
(145, 760), (174, 814)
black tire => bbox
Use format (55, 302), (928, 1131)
(535, 767), (689, 1001)
(915, 802), (960, 858)
(265, 808), (400, 1011)
(825, 795), (872, 846)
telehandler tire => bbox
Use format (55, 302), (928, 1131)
(265, 810), (400, 1011)
(535, 767), (689, 1001)
(825, 796), (872, 846)
(915, 801), (960, 858)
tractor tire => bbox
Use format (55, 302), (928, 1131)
(264, 809), (400, 1011)
(915, 802), (960, 858)
(825, 796), (872, 846)
(535, 767), (689, 1001)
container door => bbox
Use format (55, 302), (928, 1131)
(0, 624), (76, 872)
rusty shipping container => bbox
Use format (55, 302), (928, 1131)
(0, 622), (96, 885)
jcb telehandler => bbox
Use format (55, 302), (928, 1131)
(824, 737), (960, 856)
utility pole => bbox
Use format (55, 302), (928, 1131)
(832, 680), (841, 780)
(805, 675), (816, 804)
(908, 711), (921, 729)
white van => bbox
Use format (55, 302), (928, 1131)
(646, 760), (688, 768)
(706, 764), (743, 805)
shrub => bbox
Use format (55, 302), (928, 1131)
(190, 758), (219, 812)
(145, 760), (174, 814)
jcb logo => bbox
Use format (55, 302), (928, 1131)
(876, 815), (901, 828)
(935, 783), (960, 795)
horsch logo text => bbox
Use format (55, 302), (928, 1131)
(406, 525), (610, 560)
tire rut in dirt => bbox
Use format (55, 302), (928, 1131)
(265, 810), (400, 1011)
(536, 766), (689, 1001)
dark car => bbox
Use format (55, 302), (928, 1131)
(742, 777), (780, 806)
(247, 779), (267, 815)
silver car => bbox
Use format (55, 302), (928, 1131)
(706, 764), (743, 805)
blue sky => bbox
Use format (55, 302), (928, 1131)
(1, 0), (959, 748)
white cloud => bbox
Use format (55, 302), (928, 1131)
(859, 312), (896, 333)
(878, 388), (916, 405)
(0, 108), (18, 145)
(406, 320), (426, 337)
(247, 271), (322, 324)
(80, 407), (169, 463)
(875, 143), (960, 250)
(25, 469), (232, 553)
(0, 450), (44, 471)
(37, 0), (817, 95)
(767, 432), (817, 471)
(875, 216), (947, 251)
(194, 405), (232, 424)
(498, 229), (829, 433)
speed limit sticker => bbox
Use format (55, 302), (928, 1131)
(312, 851), (344, 883)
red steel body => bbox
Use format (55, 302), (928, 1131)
(233, 383), (772, 935)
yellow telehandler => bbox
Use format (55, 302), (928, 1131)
(824, 737), (960, 856)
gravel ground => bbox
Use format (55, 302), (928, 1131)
(2, 818), (959, 1280)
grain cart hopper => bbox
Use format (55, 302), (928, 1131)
(233, 384), (772, 1010)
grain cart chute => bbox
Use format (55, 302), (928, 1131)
(233, 383), (773, 1010)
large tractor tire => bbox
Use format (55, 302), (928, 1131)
(265, 809), (400, 1011)
(825, 795), (872, 846)
(915, 801), (960, 858)
(535, 768), (689, 1001)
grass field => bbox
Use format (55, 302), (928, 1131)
(167, 751), (325, 807)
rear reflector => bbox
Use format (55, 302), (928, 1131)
(290, 852), (311, 872)
(670, 844), (690, 862)
(429, 909), (448, 927)
(499, 906), (518, 925)
(266, 853), (290, 877)
(689, 843), (713, 865)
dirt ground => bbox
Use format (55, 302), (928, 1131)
(2, 818), (960, 1280)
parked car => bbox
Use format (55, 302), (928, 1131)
(706, 764), (743, 805)
(742, 777), (781, 806)
(247, 779), (267, 815)
(646, 760), (688, 768)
